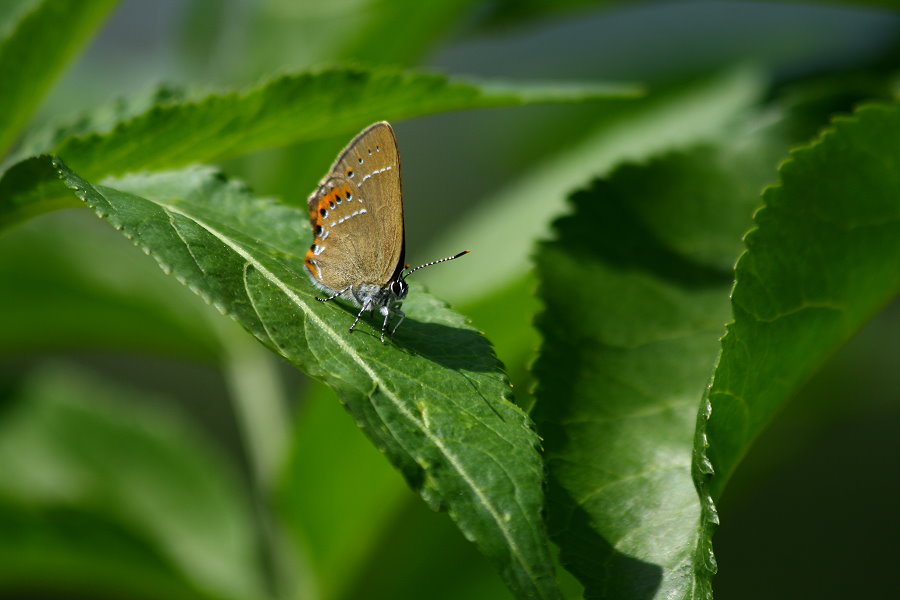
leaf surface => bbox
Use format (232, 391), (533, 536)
(0, 0), (118, 154)
(44, 161), (562, 600)
(694, 102), (900, 593)
(21, 69), (638, 182)
(531, 96), (822, 598)
(0, 366), (262, 600)
(423, 67), (764, 302)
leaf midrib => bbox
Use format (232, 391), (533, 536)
(151, 200), (548, 595)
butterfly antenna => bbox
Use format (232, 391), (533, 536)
(402, 250), (470, 279)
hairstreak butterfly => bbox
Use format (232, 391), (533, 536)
(304, 121), (468, 343)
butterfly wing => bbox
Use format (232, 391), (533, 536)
(305, 122), (405, 292)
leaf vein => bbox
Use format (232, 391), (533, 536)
(154, 201), (542, 590)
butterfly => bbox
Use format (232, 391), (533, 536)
(304, 121), (468, 343)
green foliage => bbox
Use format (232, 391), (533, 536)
(0, 3), (898, 600)
(0, 0), (119, 153)
(10, 69), (638, 182)
(0, 366), (261, 600)
(693, 102), (900, 596)
(56, 161), (563, 598)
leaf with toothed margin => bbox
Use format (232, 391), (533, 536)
(44, 157), (562, 600)
(11, 68), (640, 181)
(693, 102), (900, 596)
(530, 91), (893, 599)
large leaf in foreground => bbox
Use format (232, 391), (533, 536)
(694, 102), (900, 593)
(0, 0), (118, 154)
(424, 67), (763, 302)
(49, 161), (561, 599)
(0, 366), (262, 600)
(531, 102), (811, 598)
(18, 68), (638, 181)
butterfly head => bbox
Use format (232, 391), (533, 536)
(389, 277), (409, 300)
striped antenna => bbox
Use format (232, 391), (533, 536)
(402, 250), (470, 279)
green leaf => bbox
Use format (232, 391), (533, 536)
(0, 365), (263, 600)
(421, 67), (765, 303)
(0, 155), (81, 230)
(0, 0), (119, 154)
(531, 172), (734, 600)
(240, 0), (481, 72)
(694, 102), (900, 593)
(22, 68), (639, 181)
(530, 98), (813, 597)
(0, 210), (222, 358)
(0, 499), (218, 600)
(276, 380), (414, 599)
(43, 161), (561, 600)
(478, 0), (618, 29)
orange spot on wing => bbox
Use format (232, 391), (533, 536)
(304, 253), (320, 279)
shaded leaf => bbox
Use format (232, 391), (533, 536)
(0, 155), (81, 230)
(240, 0), (480, 73)
(0, 365), (263, 600)
(42, 161), (562, 599)
(275, 380), (413, 600)
(422, 67), (764, 303)
(0, 211), (221, 358)
(530, 94), (829, 598)
(694, 102), (900, 593)
(0, 0), (119, 154)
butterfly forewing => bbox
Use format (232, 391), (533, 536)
(305, 122), (405, 292)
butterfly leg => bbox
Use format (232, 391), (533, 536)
(380, 310), (391, 344)
(349, 300), (372, 335)
(316, 285), (352, 303)
(388, 306), (406, 341)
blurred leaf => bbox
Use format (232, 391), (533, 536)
(0, 211), (221, 358)
(529, 86), (844, 597)
(0, 0), (119, 155)
(694, 102), (900, 593)
(243, 0), (479, 74)
(331, 0), (474, 67)
(478, 0), (618, 29)
(14, 85), (187, 161)
(341, 492), (518, 600)
(276, 380), (413, 599)
(0, 500), (219, 600)
(35, 162), (563, 599)
(0, 365), (263, 600)
(0, 155), (81, 230)
(14, 68), (639, 182)
(421, 68), (765, 414)
(421, 67), (765, 303)
(0, 0), (36, 37)
(458, 272), (541, 402)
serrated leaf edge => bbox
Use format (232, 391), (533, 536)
(51, 156), (556, 599)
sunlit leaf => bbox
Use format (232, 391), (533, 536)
(33, 161), (564, 600)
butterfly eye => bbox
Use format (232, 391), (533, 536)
(390, 280), (408, 297)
